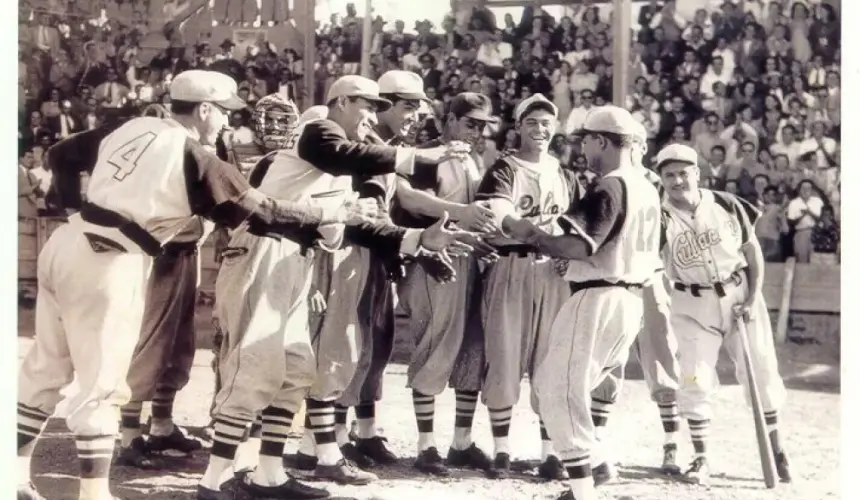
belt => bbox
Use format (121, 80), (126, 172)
(79, 201), (161, 256)
(569, 279), (645, 296)
(495, 244), (543, 258)
(672, 269), (745, 298)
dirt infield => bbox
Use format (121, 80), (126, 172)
(19, 332), (839, 500)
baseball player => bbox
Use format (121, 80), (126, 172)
(653, 143), (791, 485)
(16, 70), (376, 500)
(203, 75), (475, 495)
(474, 94), (583, 481)
(582, 125), (683, 481)
(506, 105), (664, 500)
(392, 91), (500, 476)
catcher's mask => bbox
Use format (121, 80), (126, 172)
(252, 94), (299, 151)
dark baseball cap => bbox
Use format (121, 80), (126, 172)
(448, 92), (497, 123)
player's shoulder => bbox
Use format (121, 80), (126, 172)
(300, 118), (346, 139)
(710, 189), (762, 224)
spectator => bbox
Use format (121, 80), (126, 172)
(810, 204), (839, 266)
(786, 179), (824, 263)
(18, 149), (40, 220)
(756, 185), (787, 262)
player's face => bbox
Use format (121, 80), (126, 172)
(518, 109), (556, 153)
(660, 161), (700, 201)
(386, 99), (421, 137)
(199, 102), (229, 146)
(341, 97), (379, 141)
(450, 115), (486, 147)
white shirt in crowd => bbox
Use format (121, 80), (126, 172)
(477, 41), (512, 68)
(564, 104), (595, 136)
(799, 135), (837, 169)
(786, 195), (824, 231)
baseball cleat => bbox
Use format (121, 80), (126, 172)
(414, 447), (451, 476)
(661, 443), (682, 475)
(775, 451), (792, 483)
(340, 442), (375, 469)
(681, 456), (710, 485)
(292, 451), (319, 471)
(554, 490), (578, 500)
(17, 482), (45, 500)
(485, 452), (511, 479)
(115, 437), (164, 469)
(148, 426), (203, 454)
(446, 443), (492, 470)
(239, 475), (331, 499)
(314, 459), (378, 485)
(592, 461), (617, 486)
(537, 455), (567, 481)
(196, 484), (232, 500)
(356, 436), (398, 465)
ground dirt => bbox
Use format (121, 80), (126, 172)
(18, 305), (840, 500)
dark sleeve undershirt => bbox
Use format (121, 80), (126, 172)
(45, 124), (124, 210)
(296, 120), (401, 177)
(558, 176), (627, 253)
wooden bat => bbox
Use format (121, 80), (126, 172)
(734, 315), (778, 489)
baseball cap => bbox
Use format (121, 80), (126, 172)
(169, 70), (246, 111)
(449, 92), (496, 123)
(573, 105), (642, 138)
(378, 70), (429, 101)
(654, 143), (699, 170)
(326, 75), (393, 112)
(514, 93), (558, 122)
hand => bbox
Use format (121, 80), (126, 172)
(732, 298), (756, 322)
(419, 211), (479, 254)
(455, 201), (498, 233)
(457, 233), (500, 263)
(415, 141), (472, 165)
(336, 196), (380, 226)
(416, 250), (458, 284)
(309, 290), (327, 314)
(552, 258), (570, 277)
(506, 218), (543, 244)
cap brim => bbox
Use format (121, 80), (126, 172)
(655, 158), (697, 171)
(215, 93), (247, 111)
(464, 110), (499, 123)
(392, 92), (431, 102)
(359, 94), (393, 112)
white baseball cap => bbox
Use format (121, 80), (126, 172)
(326, 75), (393, 112)
(654, 143), (699, 170)
(377, 70), (429, 101)
(169, 70), (246, 110)
(298, 105), (329, 125)
(514, 93), (558, 122)
(573, 105), (642, 138)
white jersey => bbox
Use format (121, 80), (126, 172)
(256, 119), (354, 249)
(563, 167), (662, 285)
(86, 117), (205, 245)
(661, 189), (754, 285)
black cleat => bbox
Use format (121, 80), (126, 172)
(538, 455), (567, 481)
(554, 491), (578, 500)
(340, 442), (375, 470)
(292, 452), (318, 471)
(592, 461), (617, 487)
(446, 443), (492, 470)
(196, 485), (232, 500)
(681, 456), (710, 485)
(148, 426), (203, 454)
(239, 474), (331, 499)
(661, 443), (682, 475)
(775, 451), (792, 483)
(486, 452), (511, 479)
(356, 436), (398, 465)
(115, 437), (164, 469)
(414, 447), (450, 476)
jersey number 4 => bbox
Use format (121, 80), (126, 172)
(636, 207), (660, 252)
(106, 132), (158, 181)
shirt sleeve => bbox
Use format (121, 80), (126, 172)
(297, 121), (416, 177)
(45, 125), (120, 210)
(557, 176), (626, 256)
(182, 138), (327, 244)
(475, 158), (516, 202)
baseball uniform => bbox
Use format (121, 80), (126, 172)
(655, 143), (789, 484)
(17, 69), (326, 500)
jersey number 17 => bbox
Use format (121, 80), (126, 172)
(107, 132), (158, 181)
(635, 207), (660, 252)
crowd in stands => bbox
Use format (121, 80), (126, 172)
(17, 0), (841, 265)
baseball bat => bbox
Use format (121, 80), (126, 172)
(734, 316), (778, 489)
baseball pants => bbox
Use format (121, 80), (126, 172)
(337, 253), (396, 407)
(18, 222), (151, 439)
(397, 255), (481, 396)
(308, 245), (371, 401)
(533, 285), (644, 476)
(480, 253), (570, 412)
(591, 280), (680, 405)
(212, 228), (317, 425)
(126, 246), (198, 403)
(671, 274), (786, 422)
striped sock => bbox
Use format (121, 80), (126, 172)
(412, 390), (436, 452)
(334, 404), (349, 426)
(307, 399), (340, 466)
(260, 406), (294, 457)
(658, 401), (680, 444)
(355, 402), (376, 439)
(688, 418), (710, 458)
(488, 406), (513, 456)
(120, 401), (144, 447)
(591, 397), (613, 438)
(563, 455), (595, 500)
(764, 410), (781, 453)
(452, 390), (478, 450)
(249, 415), (263, 439)
(17, 403), (49, 450)
(211, 414), (253, 460)
(77, 434), (114, 499)
(150, 389), (176, 436)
